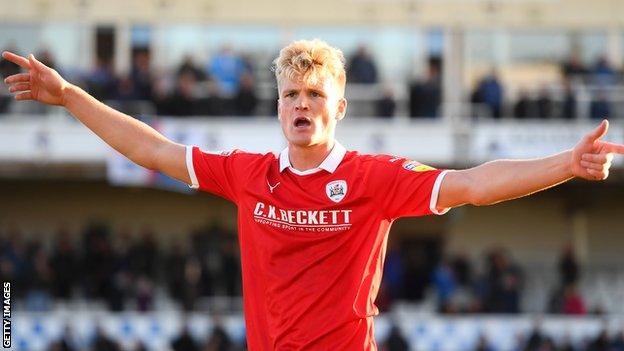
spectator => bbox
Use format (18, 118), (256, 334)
(171, 325), (200, 351)
(208, 45), (247, 96)
(409, 57), (441, 118)
(91, 326), (121, 351)
(560, 79), (577, 119)
(474, 334), (494, 351)
(592, 56), (618, 86)
(590, 90), (611, 120)
(451, 252), (472, 287)
(586, 329), (610, 351)
(536, 87), (555, 119)
(233, 72), (258, 116)
(473, 70), (504, 119)
(87, 58), (118, 101)
(129, 49), (154, 100)
(559, 244), (579, 286)
(204, 323), (233, 351)
(561, 284), (586, 315)
(375, 87), (396, 118)
(484, 248), (522, 313)
(381, 325), (409, 351)
(513, 89), (534, 119)
(164, 71), (199, 116)
(177, 54), (207, 82)
(432, 259), (457, 313)
(24, 243), (53, 311)
(50, 228), (78, 300)
(347, 45), (378, 84)
(561, 53), (588, 80)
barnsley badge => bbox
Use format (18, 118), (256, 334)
(326, 180), (348, 203)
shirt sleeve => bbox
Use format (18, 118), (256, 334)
(376, 157), (451, 219)
(186, 145), (243, 203)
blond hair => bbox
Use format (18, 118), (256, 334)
(273, 39), (346, 95)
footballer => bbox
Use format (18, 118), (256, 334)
(3, 39), (624, 350)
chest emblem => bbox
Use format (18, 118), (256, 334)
(326, 180), (348, 203)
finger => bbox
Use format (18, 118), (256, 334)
(29, 54), (48, 70)
(585, 119), (609, 142)
(580, 160), (606, 171)
(582, 153), (613, 163)
(586, 168), (608, 180)
(601, 141), (624, 154)
(8, 82), (30, 93)
(4, 73), (30, 84)
(15, 92), (33, 101)
(2, 51), (31, 69)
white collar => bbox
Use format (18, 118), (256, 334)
(279, 142), (347, 174)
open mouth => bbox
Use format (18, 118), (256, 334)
(293, 116), (312, 128)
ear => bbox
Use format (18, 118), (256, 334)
(336, 97), (347, 121)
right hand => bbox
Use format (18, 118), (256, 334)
(2, 51), (71, 106)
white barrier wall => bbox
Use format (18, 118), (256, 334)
(1, 116), (622, 168)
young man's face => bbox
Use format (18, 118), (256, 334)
(277, 75), (346, 148)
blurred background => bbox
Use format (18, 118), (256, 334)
(1, 0), (624, 350)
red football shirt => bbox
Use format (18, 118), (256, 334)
(186, 142), (449, 350)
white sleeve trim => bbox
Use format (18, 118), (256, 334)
(430, 170), (451, 215)
(186, 146), (199, 189)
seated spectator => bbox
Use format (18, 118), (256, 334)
(536, 87), (555, 119)
(590, 90), (611, 120)
(233, 72), (258, 116)
(381, 325), (409, 351)
(473, 70), (504, 119)
(171, 325), (199, 351)
(559, 79), (577, 119)
(162, 72), (199, 116)
(484, 248), (522, 313)
(208, 45), (247, 96)
(592, 56), (618, 86)
(513, 89), (534, 118)
(409, 59), (441, 118)
(91, 326), (121, 351)
(87, 58), (119, 101)
(177, 54), (207, 82)
(432, 259), (457, 313)
(561, 53), (588, 80)
(347, 45), (378, 84)
(130, 49), (154, 101)
(204, 323), (233, 351)
(375, 87), (396, 118)
(561, 284), (586, 315)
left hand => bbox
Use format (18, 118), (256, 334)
(571, 119), (624, 180)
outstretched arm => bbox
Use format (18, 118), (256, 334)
(2, 51), (190, 185)
(438, 120), (624, 208)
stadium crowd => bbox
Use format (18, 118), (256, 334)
(0, 221), (593, 317)
(2, 46), (623, 119)
(0, 220), (620, 351)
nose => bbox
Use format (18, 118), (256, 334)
(295, 94), (309, 111)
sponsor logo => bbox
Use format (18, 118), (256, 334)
(326, 180), (347, 203)
(402, 160), (436, 172)
(253, 201), (352, 233)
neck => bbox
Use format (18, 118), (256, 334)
(288, 141), (335, 171)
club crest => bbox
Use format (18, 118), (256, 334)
(326, 180), (348, 203)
